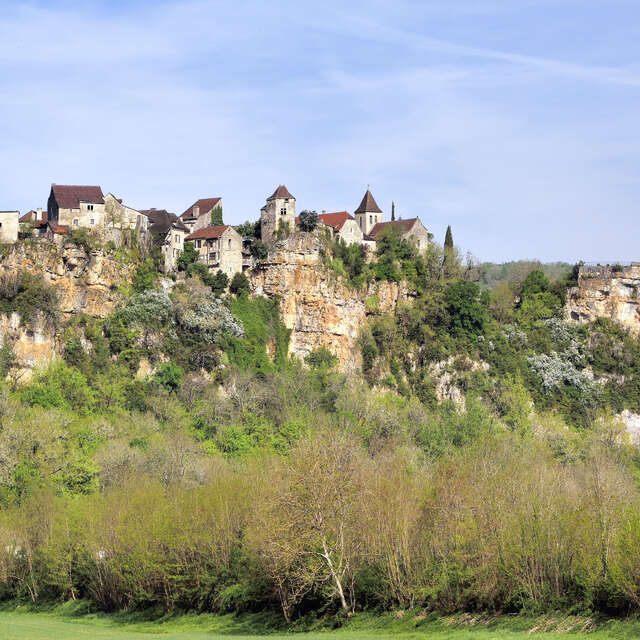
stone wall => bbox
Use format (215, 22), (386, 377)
(0, 212), (19, 244)
(565, 263), (640, 335)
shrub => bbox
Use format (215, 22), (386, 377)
(305, 346), (338, 370)
(250, 240), (269, 261)
(153, 362), (184, 391)
(132, 258), (159, 292)
(298, 210), (318, 232)
(230, 272), (250, 296)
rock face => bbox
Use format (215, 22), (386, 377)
(0, 242), (135, 374)
(250, 233), (410, 371)
(0, 242), (135, 317)
(565, 264), (640, 335)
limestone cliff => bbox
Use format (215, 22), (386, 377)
(0, 242), (135, 318)
(250, 233), (411, 371)
(565, 264), (640, 334)
(0, 242), (135, 374)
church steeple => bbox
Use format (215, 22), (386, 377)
(354, 188), (383, 236)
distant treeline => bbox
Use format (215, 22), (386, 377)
(479, 261), (572, 289)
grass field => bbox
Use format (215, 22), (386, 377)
(3, 609), (640, 640)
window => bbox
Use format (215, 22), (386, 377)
(228, 238), (231, 249)
(87, 204), (94, 211)
(90, 219), (95, 226)
(73, 219), (79, 226)
(369, 215), (372, 225)
(280, 206), (287, 216)
(196, 239), (201, 249)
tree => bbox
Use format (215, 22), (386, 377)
(132, 258), (158, 293)
(211, 206), (224, 226)
(177, 242), (199, 272)
(298, 210), (318, 232)
(305, 346), (338, 370)
(235, 219), (261, 239)
(210, 270), (229, 296)
(250, 240), (269, 261)
(445, 280), (487, 337)
(391, 201), (396, 221)
(229, 272), (250, 296)
(153, 362), (184, 392)
(443, 225), (457, 279)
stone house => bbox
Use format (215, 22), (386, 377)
(180, 198), (222, 234)
(366, 218), (430, 254)
(141, 208), (189, 273)
(185, 225), (243, 279)
(46, 185), (147, 241)
(260, 185), (295, 244)
(19, 208), (47, 236)
(0, 211), (19, 243)
(316, 211), (363, 246)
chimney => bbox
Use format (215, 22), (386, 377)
(322, 210), (326, 214)
(37, 207), (42, 220)
(193, 206), (200, 217)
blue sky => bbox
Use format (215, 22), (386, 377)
(1, 0), (639, 262)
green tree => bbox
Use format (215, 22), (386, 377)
(298, 210), (318, 232)
(443, 225), (456, 279)
(132, 258), (158, 293)
(153, 362), (184, 391)
(391, 201), (396, 221)
(211, 206), (224, 226)
(250, 240), (269, 261)
(230, 272), (250, 296)
(177, 242), (199, 271)
(445, 280), (487, 337)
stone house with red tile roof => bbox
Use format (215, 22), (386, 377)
(317, 211), (363, 246)
(180, 198), (223, 234)
(185, 225), (243, 278)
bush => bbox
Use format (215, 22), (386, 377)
(230, 272), (250, 296)
(298, 210), (318, 232)
(305, 346), (338, 370)
(0, 271), (59, 326)
(132, 258), (159, 292)
(153, 362), (184, 391)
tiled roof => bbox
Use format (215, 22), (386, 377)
(51, 185), (104, 209)
(140, 209), (189, 234)
(318, 211), (354, 232)
(366, 218), (419, 240)
(354, 189), (382, 214)
(48, 222), (69, 234)
(181, 198), (221, 219)
(267, 185), (294, 200)
(19, 209), (46, 223)
(186, 225), (231, 240)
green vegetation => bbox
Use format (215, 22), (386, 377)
(1, 239), (640, 628)
(0, 271), (58, 326)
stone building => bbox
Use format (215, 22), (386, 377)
(0, 211), (19, 243)
(261, 185), (295, 244)
(314, 211), (363, 246)
(46, 185), (147, 241)
(354, 189), (383, 236)
(366, 218), (430, 254)
(180, 198), (223, 234)
(141, 208), (189, 273)
(185, 225), (243, 279)
(19, 208), (47, 236)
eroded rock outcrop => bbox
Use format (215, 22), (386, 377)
(251, 233), (411, 371)
(565, 264), (640, 335)
(0, 242), (135, 317)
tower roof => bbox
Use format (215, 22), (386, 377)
(268, 185), (294, 200)
(354, 189), (382, 214)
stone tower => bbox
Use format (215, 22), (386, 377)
(261, 185), (296, 244)
(354, 188), (383, 236)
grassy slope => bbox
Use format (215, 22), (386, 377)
(3, 609), (640, 640)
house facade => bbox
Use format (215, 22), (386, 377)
(367, 218), (430, 254)
(141, 208), (189, 273)
(316, 211), (363, 246)
(185, 225), (243, 279)
(261, 185), (295, 244)
(180, 198), (222, 234)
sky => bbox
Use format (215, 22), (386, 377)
(1, 0), (639, 263)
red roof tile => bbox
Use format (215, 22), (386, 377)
(51, 185), (104, 209)
(48, 222), (69, 234)
(181, 198), (221, 219)
(186, 225), (231, 240)
(354, 189), (382, 214)
(19, 209), (46, 223)
(268, 185), (294, 200)
(318, 211), (354, 232)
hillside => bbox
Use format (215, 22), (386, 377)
(0, 230), (639, 623)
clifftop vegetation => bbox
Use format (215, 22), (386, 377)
(0, 236), (639, 624)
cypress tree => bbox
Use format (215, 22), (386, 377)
(444, 225), (453, 251)
(391, 201), (396, 221)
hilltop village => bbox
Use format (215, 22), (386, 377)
(2, 184), (430, 278)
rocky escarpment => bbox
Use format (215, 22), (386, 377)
(0, 242), (135, 317)
(250, 233), (411, 372)
(0, 242), (135, 374)
(565, 264), (640, 334)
